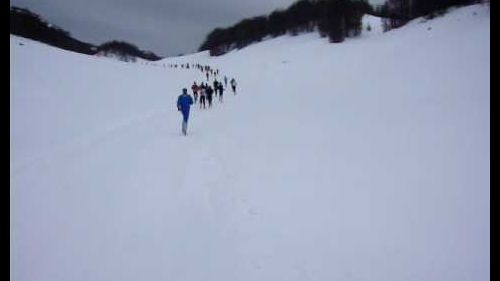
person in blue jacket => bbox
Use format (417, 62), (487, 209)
(177, 88), (194, 135)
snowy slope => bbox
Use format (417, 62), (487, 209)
(11, 4), (489, 281)
(361, 14), (384, 36)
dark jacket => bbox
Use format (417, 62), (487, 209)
(206, 87), (214, 98)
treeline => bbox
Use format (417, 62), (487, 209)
(371, 0), (481, 31)
(199, 0), (372, 56)
(10, 7), (96, 55)
(200, 0), (484, 56)
(96, 41), (162, 61)
(10, 6), (162, 61)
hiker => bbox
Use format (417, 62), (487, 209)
(224, 76), (228, 87)
(230, 78), (237, 94)
(206, 85), (214, 108)
(199, 83), (207, 109)
(177, 88), (194, 135)
(191, 82), (198, 104)
(206, 71), (209, 81)
(218, 83), (224, 103)
(213, 79), (219, 97)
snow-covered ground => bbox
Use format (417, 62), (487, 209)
(10, 4), (489, 281)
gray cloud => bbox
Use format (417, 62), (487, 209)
(11, 0), (386, 57)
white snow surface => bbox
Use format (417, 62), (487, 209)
(11, 4), (489, 281)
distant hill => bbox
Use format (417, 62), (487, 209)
(96, 41), (162, 62)
(198, 0), (373, 56)
(198, 0), (480, 56)
(10, 7), (97, 55)
(10, 6), (162, 61)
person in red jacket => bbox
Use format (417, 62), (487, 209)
(191, 82), (198, 104)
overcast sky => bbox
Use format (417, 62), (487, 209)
(11, 0), (386, 57)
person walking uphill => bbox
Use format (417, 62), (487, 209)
(218, 83), (224, 102)
(206, 86), (214, 108)
(199, 83), (207, 109)
(191, 82), (198, 104)
(230, 78), (237, 94)
(213, 79), (219, 97)
(177, 88), (194, 136)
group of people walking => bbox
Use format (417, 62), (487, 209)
(196, 64), (219, 80)
(168, 63), (221, 82)
(177, 67), (238, 135)
(191, 81), (220, 109)
(190, 77), (237, 109)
